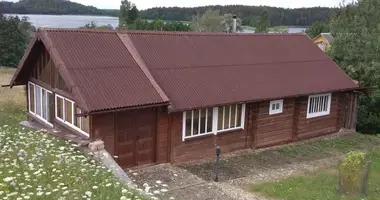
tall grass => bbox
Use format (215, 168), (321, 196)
(0, 68), (150, 199)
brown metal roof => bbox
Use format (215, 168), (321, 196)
(12, 29), (357, 113)
(125, 31), (358, 111)
(12, 29), (167, 112)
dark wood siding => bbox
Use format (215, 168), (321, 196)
(168, 92), (351, 164)
(169, 110), (249, 163)
(91, 108), (159, 168)
(91, 113), (115, 155)
(296, 93), (341, 140)
(255, 99), (295, 148)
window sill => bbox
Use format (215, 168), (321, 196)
(306, 113), (330, 119)
(27, 112), (53, 128)
(216, 127), (244, 135)
(182, 127), (244, 142)
(54, 118), (89, 138)
(183, 132), (214, 141)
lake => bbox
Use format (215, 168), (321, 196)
(5, 14), (307, 33)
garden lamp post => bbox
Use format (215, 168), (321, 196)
(214, 146), (221, 182)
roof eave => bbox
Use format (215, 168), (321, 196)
(168, 87), (360, 113)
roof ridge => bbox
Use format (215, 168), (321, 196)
(117, 33), (170, 104)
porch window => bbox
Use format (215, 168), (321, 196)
(55, 94), (89, 137)
(28, 82), (52, 126)
(182, 104), (245, 141)
(307, 93), (331, 118)
(269, 99), (283, 115)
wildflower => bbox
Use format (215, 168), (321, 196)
(92, 186), (98, 189)
(85, 191), (92, 197)
(122, 189), (128, 194)
(3, 177), (13, 182)
(11, 182), (17, 187)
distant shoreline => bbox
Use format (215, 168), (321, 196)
(4, 13), (118, 18)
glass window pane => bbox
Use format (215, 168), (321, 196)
(206, 109), (213, 132)
(224, 106), (230, 129)
(276, 103), (280, 110)
(47, 93), (53, 122)
(200, 109), (206, 134)
(230, 105), (236, 128)
(35, 87), (42, 116)
(65, 100), (73, 124)
(236, 104), (242, 127)
(42, 90), (47, 119)
(217, 106), (223, 130)
(81, 116), (90, 133)
(193, 110), (199, 135)
(75, 108), (81, 128)
(56, 97), (63, 119)
(185, 111), (192, 137)
(29, 84), (35, 113)
(271, 103), (276, 110)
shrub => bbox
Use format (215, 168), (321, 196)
(338, 151), (371, 196)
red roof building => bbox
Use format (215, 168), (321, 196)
(10, 29), (359, 167)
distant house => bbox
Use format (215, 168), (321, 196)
(313, 32), (334, 51)
(9, 29), (360, 168)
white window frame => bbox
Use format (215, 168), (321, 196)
(182, 104), (246, 141)
(55, 94), (89, 138)
(269, 99), (284, 115)
(28, 82), (53, 127)
(306, 93), (332, 119)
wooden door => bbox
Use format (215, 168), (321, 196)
(115, 108), (156, 168)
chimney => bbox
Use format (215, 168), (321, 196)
(232, 15), (237, 33)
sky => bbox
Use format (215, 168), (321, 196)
(10, 0), (343, 10)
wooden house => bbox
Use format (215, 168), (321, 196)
(313, 32), (334, 52)
(9, 29), (360, 168)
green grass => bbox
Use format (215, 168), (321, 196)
(0, 70), (148, 199)
(249, 141), (380, 200)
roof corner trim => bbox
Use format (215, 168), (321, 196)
(117, 33), (170, 103)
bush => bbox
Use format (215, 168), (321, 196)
(338, 151), (371, 196)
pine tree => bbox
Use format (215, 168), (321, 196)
(255, 10), (270, 33)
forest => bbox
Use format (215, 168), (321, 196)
(0, 0), (335, 26)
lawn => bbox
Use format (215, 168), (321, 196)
(0, 67), (149, 199)
(180, 132), (380, 182)
(249, 137), (380, 200)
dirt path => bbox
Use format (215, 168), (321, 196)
(126, 156), (341, 200)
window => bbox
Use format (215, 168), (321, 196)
(182, 104), (245, 141)
(307, 93), (331, 118)
(269, 99), (283, 115)
(28, 82), (52, 126)
(55, 94), (89, 137)
(183, 108), (214, 139)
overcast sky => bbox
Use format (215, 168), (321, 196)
(10, 0), (343, 10)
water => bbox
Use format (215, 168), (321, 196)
(5, 14), (119, 28)
(5, 14), (307, 33)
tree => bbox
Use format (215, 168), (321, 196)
(221, 13), (243, 33)
(190, 9), (224, 32)
(127, 5), (139, 25)
(0, 16), (34, 67)
(305, 21), (330, 38)
(119, 0), (132, 28)
(255, 10), (271, 33)
(80, 21), (113, 30)
(328, 0), (380, 133)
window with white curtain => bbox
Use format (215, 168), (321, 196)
(182, 104), (245, 140)
(307, 93), (331, 118)
(28, 82), (52, 126)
